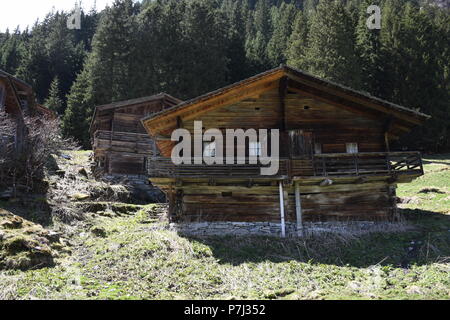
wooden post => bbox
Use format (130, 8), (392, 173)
(384, 132), (390, 152)
(295, 182), (303, 236)
(278, 181), (286, 238)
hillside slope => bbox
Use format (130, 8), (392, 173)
(0, 152), (449, 300)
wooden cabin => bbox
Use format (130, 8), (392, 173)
(90, 94), (182, 176)
(0, 70), (37, 154)
(141, 65), (429, 236)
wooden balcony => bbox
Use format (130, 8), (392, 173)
(93, 130), (156, 155)
(310, 152), (423, 177)
(147, 151), (423, 181)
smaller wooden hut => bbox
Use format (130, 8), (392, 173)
(90, 93), (182, 176)
(0, 69), (38, 153)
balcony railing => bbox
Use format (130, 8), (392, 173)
(311, 152), (423, 177)
(93, 130), (156, 154)
(147, 151), (423, 179)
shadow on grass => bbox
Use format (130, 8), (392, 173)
(183, 209), (450, 268)
(422, 153), (450, 165)
(0, 196), (53, 227)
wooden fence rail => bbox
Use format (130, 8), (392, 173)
(147, 151), (423, 178)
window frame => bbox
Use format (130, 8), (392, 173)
(203, 141), (216, 158)
(248, 141), (262, 157)
(314, 143), (322, 154)
(346, 143), (359, 154)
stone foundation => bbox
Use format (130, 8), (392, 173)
(170, 221), (407, 237)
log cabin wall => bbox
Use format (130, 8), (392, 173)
(172, 182), (397, 223)
(159, 89), (397, 224)
(181, 88), (387, 157)
(91, 94), (182, 176)
(0, 72), (37, 154)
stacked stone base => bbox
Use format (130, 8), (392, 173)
(170, 221), (404, 237)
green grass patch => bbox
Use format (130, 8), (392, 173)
(0, 154), (449, 300)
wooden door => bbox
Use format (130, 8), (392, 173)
(289, 130), (314, 159)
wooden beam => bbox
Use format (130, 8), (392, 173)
(383, 117), (394, 152)
(278, 182), (286, 238)
(384, 132), (390, 152)
(279, 76), (288, 131)
(154, 134), (172, 141)
(176, 116), (183, 129)
(295, 182), (303, 236)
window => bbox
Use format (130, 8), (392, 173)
(346, 143), (358, 154)
(314, 143), (322, 154)
(203, 141), (216, 157)
(249, 141), (262, 157)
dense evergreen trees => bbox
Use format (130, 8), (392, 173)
(44, 77), (64, 114)
(0, 0), (448, 152)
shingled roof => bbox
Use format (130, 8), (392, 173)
(0, 69), (32, 90)
(142, 65), (430, 127)
(89, 93), (182, 134)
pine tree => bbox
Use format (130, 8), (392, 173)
(44, 77), (64, 114)
(0, 27), (25, 74)
(245, 0), (272, 71)
(379, 0), (405, 101)
(386, 2), (450, 152)
(62, 64), (94, 148)
(355, 0), (384, 96)
(287, 10), (309, 70)
(303, 0), (361, 88)
(267, 2), (297, 66)
(177, 0), (229, 98)
(88, 0), (139, 104)
(222, 0), (252, 82)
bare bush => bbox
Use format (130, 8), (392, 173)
(22, 116), (78, 190)
(0, 113), (78, 193)
(0, 112), (16, 167)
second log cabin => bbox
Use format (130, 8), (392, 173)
(141, 65), (429, 237)
(90, 93), (182, 176)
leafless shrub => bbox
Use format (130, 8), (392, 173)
(21, 116), (79, 190)
(0, 112), (16, 167)
(0, 113), (79, 193)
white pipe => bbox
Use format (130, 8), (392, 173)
(279, 182), (286, 238)
(295, 182), (303, 237)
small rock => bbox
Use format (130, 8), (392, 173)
(90, 226), (107, 238)
(407, 286), (422, 295)
(71, 193), (90, 201)
(47, 231), (61, 242)
(79, 232), (88, 239)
